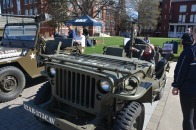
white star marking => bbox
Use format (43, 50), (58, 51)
(30, 53), (35, 59)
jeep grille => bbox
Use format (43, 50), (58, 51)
(55, 68), (96, 109)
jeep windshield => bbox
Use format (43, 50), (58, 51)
(2, 24), (38, 48)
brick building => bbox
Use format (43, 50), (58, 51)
(161, 0), (196, 37)
(0, 0), (115, 37)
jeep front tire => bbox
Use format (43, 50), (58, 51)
(0, 66), (25, 102)
(113, 101), (145, 130)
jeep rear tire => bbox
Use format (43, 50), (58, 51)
(113, 101), (145, 130)
(0, 66), (25, 102)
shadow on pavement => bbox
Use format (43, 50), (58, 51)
(0, 99), (59, 130)
(25, 76), (47, 88)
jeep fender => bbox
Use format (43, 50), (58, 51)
(113, 82), (153, 103)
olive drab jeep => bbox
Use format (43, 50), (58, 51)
(23, 36), (173, 130)
(0, 14), (52, 102)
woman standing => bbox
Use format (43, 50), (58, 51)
(172, 26), (196, 130)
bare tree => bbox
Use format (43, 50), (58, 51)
(128, 0), (160, 33)
(67, 0), (114, 18)
(38, 0), (69, 29)
(114, 0), (129, 35)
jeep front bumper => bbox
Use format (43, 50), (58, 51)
(23, 102), (97, 130)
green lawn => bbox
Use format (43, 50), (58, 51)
(84, 36), (182, 59)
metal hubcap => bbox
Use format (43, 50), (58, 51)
(0, 76), (17, 92)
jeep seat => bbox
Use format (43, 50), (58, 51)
(54, 37), (74, 49)
(104, 47), (126, 57)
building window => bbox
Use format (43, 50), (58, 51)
(25, 0), (29, 5)
(177, 26), (185, 32)
(10, 0), (13, 8)
(7, 0), (10, 8)
(191, 4), (196, 12)
(170, 15), (173, 22)
(190, 14), (196, 23)
(29, 0), (32, 4)
(0, 3), (1, 15)
(165, 15), (166, 19)
(29, 9), (33, 15)
(34, 0), (37, 3)
(180, 5), (187, 12)
(3, 0), (5, 9)
(96, 26), (101, 33)
(25, 9), (28, 15)
(34, 7), (37, 14)
(179, 15), (186, 23)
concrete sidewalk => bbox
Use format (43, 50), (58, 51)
(157, 62), (183, 130)
(145, 62), (183, 130)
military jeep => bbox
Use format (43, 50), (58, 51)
(0, 14), (52, 102)
(24, 38), (173, 130)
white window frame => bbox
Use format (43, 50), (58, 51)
(8, 0), (10, 8)
(25, 9), (28, 15)
(191, 4), (196, 12)
(0, 3), (1, 15)
(180, 5), (187, 12)
(34, 7), (37, 14)
(96, 26), (101, 33)
(10, 0), (13, 8)
(29, 9), (33, 15)
(194, 15), (196, 23)
(3, 0), (6, 9)
(192, 15), (196, 23)
(25, 0), (29, 5)
(178, 15), (186, 23)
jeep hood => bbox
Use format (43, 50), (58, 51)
(0, 46), (22, 59)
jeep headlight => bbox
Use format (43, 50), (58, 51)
(128, 76), (140, 88)
(47, 67), (56, 78)
(99, 80), (111, 93)
(50, 68), (56, 76)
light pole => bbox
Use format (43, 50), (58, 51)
(128, 17), (137, 58)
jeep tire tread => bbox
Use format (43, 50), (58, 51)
(113, 101), (145, 130)
(0, 66), (25, 102)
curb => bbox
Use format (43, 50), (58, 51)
(145, 78), (173, 130)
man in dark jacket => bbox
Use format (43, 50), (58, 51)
(172, 26), (196, 130)
(180, 28), (193, 49)
(67, 24), (76, 39)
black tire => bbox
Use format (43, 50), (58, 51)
(34, 82), (51, 124)
(0, 66), (25, 102)
(113, 102), (145, 130)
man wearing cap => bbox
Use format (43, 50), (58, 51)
(67, 24), (76, 39)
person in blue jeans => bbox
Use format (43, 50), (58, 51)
(172, 26), (196, 130)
